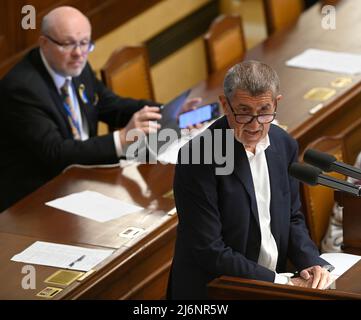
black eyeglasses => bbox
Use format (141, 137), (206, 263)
(226, 97), (277, 124)
(44, 34), (95, 53)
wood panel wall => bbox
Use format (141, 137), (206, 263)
(0, 0), (161, 77)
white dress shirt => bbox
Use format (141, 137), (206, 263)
(245, 135), (289, 284)
(40, 50), (123, 156)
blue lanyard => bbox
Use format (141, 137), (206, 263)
(62, 86), (82, 138)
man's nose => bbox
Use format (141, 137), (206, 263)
(246, 116), (260, 129)
(71, 45), (83, 56)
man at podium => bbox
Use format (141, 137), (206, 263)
(169, 61), (333, 299)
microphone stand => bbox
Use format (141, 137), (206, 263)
(318, 175), (361, 197)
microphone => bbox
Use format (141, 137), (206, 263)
(304, 149), (361, 181)
(289, 163), (361, 197)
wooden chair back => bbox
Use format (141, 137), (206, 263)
(263, 0), (304, 35)
(101, 45), (154, 101)
(203, 14), (246, 74)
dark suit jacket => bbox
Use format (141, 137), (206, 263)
(0, 48), (156, 212)
(169, 116), (327, 299)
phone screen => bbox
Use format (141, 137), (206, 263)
(178, 104), (216, 129)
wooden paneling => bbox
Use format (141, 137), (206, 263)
(0, 0), (162, 78)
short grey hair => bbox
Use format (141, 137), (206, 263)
(41, 13), (51, 35)
(223, 60), (280, 100)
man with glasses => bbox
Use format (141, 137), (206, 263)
(0, 6), (187, 211)
(168, 60), (333, 299)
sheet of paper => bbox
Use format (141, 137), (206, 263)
(11, 241), (114, 271)
(46, 190), (144, 222)
(321, 252), (361, 277)
(157, 120), (216, 164)
(156, 133), (192, 164)
(286, 48), (361, 75)
(63, 159), (137, 172)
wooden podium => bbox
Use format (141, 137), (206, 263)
(335, 191), (361, 255)
(208, 191), (361, 300)
(208, 260), (361, 300)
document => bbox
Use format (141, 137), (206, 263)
(63, 159), (137, 171)
(156, 132), (192, 164)
(320, 252), (361, 277)
(157, 121), (214, 164)
(46, 190), (144, 222)
(286, 48), (361, 75)
(11, 241), (114, 271)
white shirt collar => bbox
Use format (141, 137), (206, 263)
(40, 49), (71, 93)
(245, 134), (270, 159)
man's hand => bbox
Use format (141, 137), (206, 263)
(288, 276), (314, 288)
(119, 105), (162, 146)
(289, 265), (333, 289)
(182, 97), (202, 112)
(179, 97), (203, 129)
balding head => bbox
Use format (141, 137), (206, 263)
(39, 6), (92, 77)
(41, 6), (91, 38)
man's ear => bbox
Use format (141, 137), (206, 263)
(276, 94), (283, 102)
(38, 35), (46, 48)
(219, 95), (229, 115)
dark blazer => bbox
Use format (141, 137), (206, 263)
(0, 48), (155, 212)
(169, 116), (327, 299)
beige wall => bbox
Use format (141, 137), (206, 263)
(89, 0), (267, 102)
(151, 37), (208, 102)
(91, 0), (267, 133)
(89, 0), (212, 134)
(89, 0), (211, 102)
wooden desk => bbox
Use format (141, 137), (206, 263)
(208, 260), (361, 299)
(190, 0), (361, 154)
(0, 164), (177, 299)
(335, 191), (361, 255)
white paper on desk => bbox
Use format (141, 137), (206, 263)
(11, 241), (114, 271)
(63, 159), (138, 172)
(46, 190), (144, 222)
(286, 48), (361, 75)
(157, 120), (216, 164)
(156, 134), (192, 164)
(321, 252), (361, 277)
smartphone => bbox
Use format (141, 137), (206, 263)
(178, 102), (220, 129)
